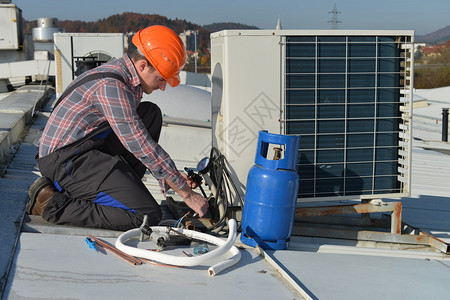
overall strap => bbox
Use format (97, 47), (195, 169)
(52, 72), (126, 111)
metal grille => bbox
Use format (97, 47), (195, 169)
(283, 35), (413, 200)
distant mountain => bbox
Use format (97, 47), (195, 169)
(24, 12), (200, 35)
(22, 13), (258, 51)
(416, 25), (450, 44)
(203, 22), (259, 32)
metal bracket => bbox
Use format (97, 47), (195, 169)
(294, 200), (450, 254)
(295, 200), (402, 234)
(139, 215), (151, 242)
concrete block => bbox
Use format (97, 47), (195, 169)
(0, 112), (26, 160)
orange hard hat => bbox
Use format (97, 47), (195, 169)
(132, 25), (186, 87)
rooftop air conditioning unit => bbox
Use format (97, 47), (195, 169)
(210, 30), (414, 204)
(0, 2), (22, 51)
(53, 33), (124, 97)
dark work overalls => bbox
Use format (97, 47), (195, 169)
(37, 73), (163, 231)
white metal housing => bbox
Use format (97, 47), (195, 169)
(143, 84), (212, 169)
(53, 33), (124, 96)
(0, 3), (22, 50)
(211, 30), (414, 203)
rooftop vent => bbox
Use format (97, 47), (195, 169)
(32, 18), (64, 42)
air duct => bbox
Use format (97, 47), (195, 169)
(32, 18), (64, 43)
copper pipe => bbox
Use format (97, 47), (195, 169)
(87, 235), (143, 266)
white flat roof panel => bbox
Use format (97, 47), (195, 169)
(6, 233), (301, 299)
(268, 248), (450, 300)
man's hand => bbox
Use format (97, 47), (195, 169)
(165, 174), (209, 217)
(180, 172), (200, 189)
(182, 190), (209, 217)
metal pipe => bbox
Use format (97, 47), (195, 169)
(70, 36), (75, 80)
(194, 30), (198, 73)
(442, 108), (449, 142)
(87, 235), (143, 265)
(162, 116), (211, 129)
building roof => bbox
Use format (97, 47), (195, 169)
(1, 83), (450, 299)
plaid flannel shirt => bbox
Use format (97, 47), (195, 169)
(39, 53), (186, 193)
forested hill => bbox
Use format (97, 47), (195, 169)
(203, 22), (259, 32)
(22, 12), (259, 50)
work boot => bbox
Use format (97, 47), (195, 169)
(27, 177), (56, 215)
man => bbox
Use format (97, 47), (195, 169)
(26, 25), (209, 231)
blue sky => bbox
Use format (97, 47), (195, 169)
(13, 0), (450, 35)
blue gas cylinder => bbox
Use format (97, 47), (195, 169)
(240, 131), (300, 250)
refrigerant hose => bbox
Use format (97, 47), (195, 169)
(205, 147), (244, 233)
(115, 219), (240, 276)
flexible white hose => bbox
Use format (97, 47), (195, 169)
(207, 244), (241, 276)
(115, 219), (240, 276)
